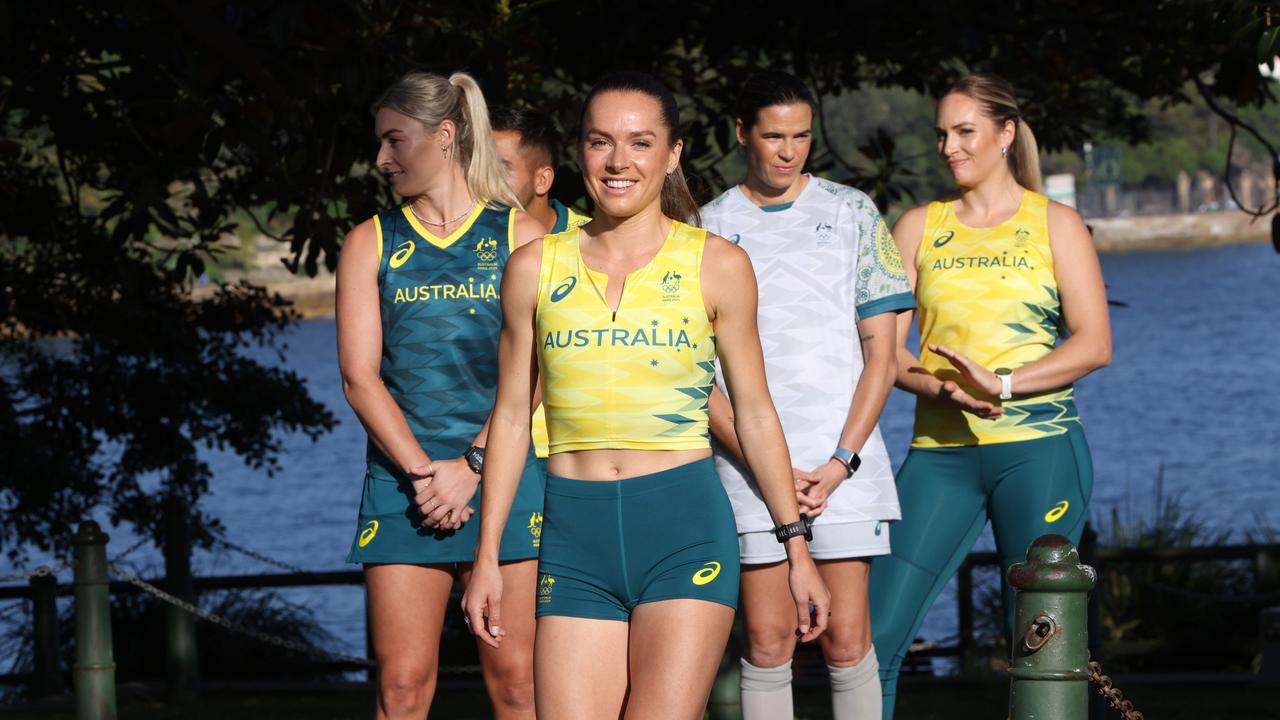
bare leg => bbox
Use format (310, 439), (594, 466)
(625, 599), (735, 720)
(535, 615), (631, 720)
(458, 559), (538, 719)
(365, 563), (455, 720)
(818, 559), (872, 666)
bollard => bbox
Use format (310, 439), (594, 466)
(1006, 534), (1096, 720)
(73, 521), (117, 720)
(1261, 607), (1280, 682)
(30, 573), (62, 697)
(163, 508), (199, 700)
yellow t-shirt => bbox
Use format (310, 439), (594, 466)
(912, 191), (1080, 447)
(535, 221), (715, 453)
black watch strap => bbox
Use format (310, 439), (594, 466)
(773, 514), (812, 543)
(463, 445), (485, 474)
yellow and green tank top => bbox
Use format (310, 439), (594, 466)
(535, 221), (716, 453)
(912, 190), (1080, 448)
(531, 201), (592, 458)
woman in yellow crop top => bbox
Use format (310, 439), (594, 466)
(462, 72), (831, 720)
(868, 74), (1112, 718)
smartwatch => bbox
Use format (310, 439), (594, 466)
(773, 514), (812, 543)
(830, 447), (861, 478)
(995, 368), (1013, 400)
(463, 445), (485, 474)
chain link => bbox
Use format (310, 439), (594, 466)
(0, 560), (76, 585)
(211, 537), (313, 575)
(107, 562), (375, 668)
(1088, 656), (1144, 720)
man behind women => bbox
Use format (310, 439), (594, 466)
(464, 72), (830, 720)
(490, 105), (591, 475)
(702, 70), (913, 720)
(870, 73), (1111, 717)
(337, 71), (546, 719)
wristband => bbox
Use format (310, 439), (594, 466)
(463, 445), (485, 474)
(830, 447), (861, 478)
(995, 368), (1013, 401)
(773, 514), (812, 543)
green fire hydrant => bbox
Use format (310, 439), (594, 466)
(1006, 534), (1096, 720)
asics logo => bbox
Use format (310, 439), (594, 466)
(389, 241), (415, 269)
(550, 276), (577, 302)
(358, 520), (379, 547)
(692, 561), (721, 586)
(933, 231), (955, 248)
(1044, 500), (1069, 523)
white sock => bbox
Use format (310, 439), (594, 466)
(740, 657), (793, 720)
(829, 647), (880, 720)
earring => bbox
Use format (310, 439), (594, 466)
(1001, 145), (1009, 158)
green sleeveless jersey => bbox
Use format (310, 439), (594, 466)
(367, 203), (524, 478)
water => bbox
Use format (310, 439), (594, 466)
(4, 241), (1279, 666)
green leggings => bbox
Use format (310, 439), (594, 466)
(870, 426), (1093, 719)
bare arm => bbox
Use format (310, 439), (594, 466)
(703, 232), (829, 640)
(707, 385), (746, 466)
(463, 237), (542, 647)
(804, 311), (899, 503)
(336, 219), (433, 474)
(466, 209), (549, 449)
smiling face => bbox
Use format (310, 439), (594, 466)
(738, 102), (813, 194)
(935, 92), (1015, 189)
(374, 106), (453, 197)
(579, 90), (681, 220)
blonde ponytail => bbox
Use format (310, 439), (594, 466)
(448, 73), (522, 210)
(946, 73), (1042, 193)
(1011, 118), (1042, 193)
(373, 71), (522, 210)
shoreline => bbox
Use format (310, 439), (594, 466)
(228, 210), (1273, 320)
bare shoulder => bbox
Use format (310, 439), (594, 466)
(892, 204), (930, 238)
(511, 209), (548, 248)
(702, 231), (752, 275)
(343, 216), (378, 249)
(507, 235), (545, 277)
(1046, 200), (1093, 248)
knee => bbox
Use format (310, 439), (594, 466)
(484, 656), (535, 711)
(821, 622), (873, 667)
(378, 664), (435, 715)
(745, 621), (798, 668)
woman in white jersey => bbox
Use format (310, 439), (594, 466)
(701, 71), (915, 720)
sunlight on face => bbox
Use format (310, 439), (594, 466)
(580, 91), (681, 220)
(374, 107), (450, 198)
(934, 92), (1014, 189)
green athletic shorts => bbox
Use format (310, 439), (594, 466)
(346, 449), (545, 565)
(536, 458), (739, 620)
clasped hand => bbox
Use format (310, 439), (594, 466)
(409, 458), (478, 531)
(928, 343), (1005, 420)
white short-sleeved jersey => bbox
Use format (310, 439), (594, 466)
(700, 176), (914, 532)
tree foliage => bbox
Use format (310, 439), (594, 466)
(2, 0), (1277, 560)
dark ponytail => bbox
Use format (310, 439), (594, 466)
(580, 72), (701, 226)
